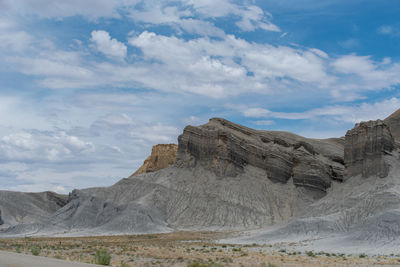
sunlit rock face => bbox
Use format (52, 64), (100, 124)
(131, 144), (178, 177)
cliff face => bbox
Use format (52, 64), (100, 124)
(178, 118), (344, 192)
(344, 120), (395, 178)
(131, 144), (178, 176)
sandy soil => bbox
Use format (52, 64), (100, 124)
(0, 232), (399, 267)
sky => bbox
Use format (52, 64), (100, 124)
(0, 0), (400, 193)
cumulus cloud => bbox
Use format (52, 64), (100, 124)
(8, 29), (400, 101)
(90, 30), (127, 59)
(0, 130), (94, 163)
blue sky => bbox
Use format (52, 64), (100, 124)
(0, 0), (399, 193)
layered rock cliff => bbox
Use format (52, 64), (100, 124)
(131, 144), (178, 176)
(344, 120), (395, 178)
(178, 118), (344, 192)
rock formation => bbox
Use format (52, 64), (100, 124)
(2, 118), (346, 236)
(3, 109), (400, 251)
(178, 118), (344, 192)
(131, 144), (178, 176)
(344, 120), (395, 178)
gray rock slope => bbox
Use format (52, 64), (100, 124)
(229, 115), (400, 253)
(0, 191), (68, 230)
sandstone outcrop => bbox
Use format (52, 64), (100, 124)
(178, 118), (344, 192)
(344, 120), (395, 178)
(131, 144), (178, 176)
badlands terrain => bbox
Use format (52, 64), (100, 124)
(1, 109), (400, 265)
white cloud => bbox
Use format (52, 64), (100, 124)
(0, 18), (32, 52)
(243, 108), (271, 117)
(235, 5), (280, 32)
(90, 30), (127, 59)
(128, 0), (280, 34)
(0, 130), (94, 163)
(331, 54), (400, 91)
(378, 25), (399, 36)
(1, 0), (140, 19)
(252, 120), (275, 126)
(241, 97), (400, 124)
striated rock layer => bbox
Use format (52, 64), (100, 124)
(131, 144), (178, 176)
(344, 120), (394, 178)
(178, 118), (344, 192)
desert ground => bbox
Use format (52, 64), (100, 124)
(0, 232), (399, 267)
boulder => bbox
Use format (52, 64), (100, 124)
(344, 120), (395, 178)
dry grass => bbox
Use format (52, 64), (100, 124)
(0, 232), (399, 266)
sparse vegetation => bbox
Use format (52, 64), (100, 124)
(94, 249), (111, 265)
(0, 233), (397, 266)
(15, 245), (21, 253)
(306, 251), (316, 257)
(30, 245), (41, 256)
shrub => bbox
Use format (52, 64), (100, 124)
(95, 249), (111, 265)
(359, 253), (367, 258)
(15, 245), (22, 253)
(31, 246), (41, 256)
(268, 263), (277, 267)
(187, 261), (223, 267)
(306, 251), (316, 257)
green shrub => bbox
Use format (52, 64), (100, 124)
(95, 249), (111, 265)
(30, 246), (41, 256)
(359, 253), (367, 258)
(306, 251), (316, 257)
(120, 262), (129, 267)
(268, 263), (277, 267)
(187, 261), (223, 267)
(15, 245), (22, 253)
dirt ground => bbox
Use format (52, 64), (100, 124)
(0, 232), (399, 266)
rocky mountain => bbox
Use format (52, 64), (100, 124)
(1, 109), (400, 254)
